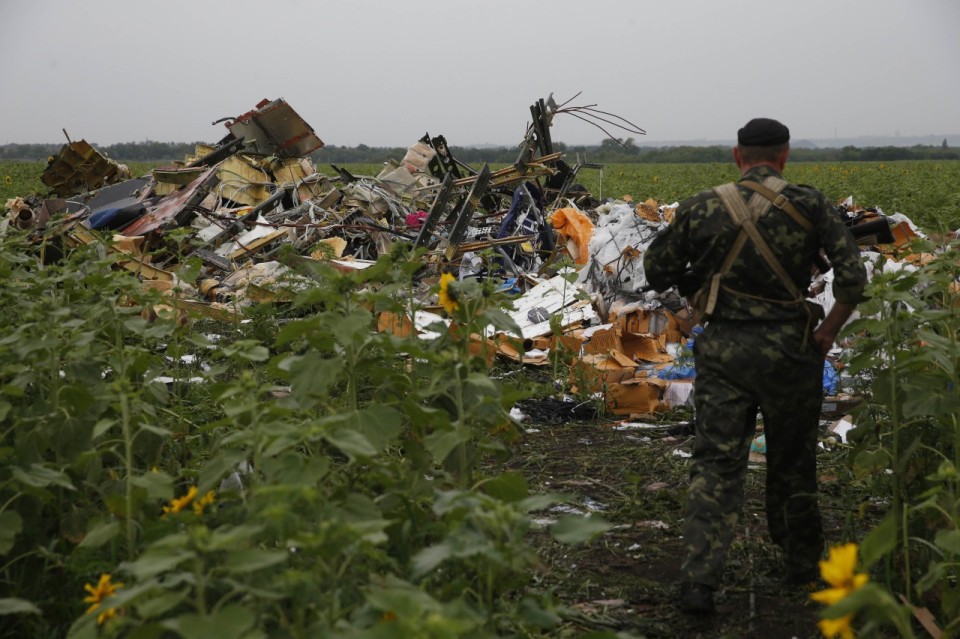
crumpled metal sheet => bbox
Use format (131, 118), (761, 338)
(120, 166), (219, 236)
(41, 139), (132, 197)
(226, 98), (324, 158)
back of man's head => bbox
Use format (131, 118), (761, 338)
(737, 118), (790, 164)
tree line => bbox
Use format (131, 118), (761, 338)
(1, 139), (957, 164)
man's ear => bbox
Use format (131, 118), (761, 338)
(778, 146), (790, 170)
(733, 146), (743, 170)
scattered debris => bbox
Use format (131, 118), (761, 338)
(634, 520), (670, 530)
(41, 135), (132, 197)
(5, 94), (948, 421)
(513, 396), (598, 425)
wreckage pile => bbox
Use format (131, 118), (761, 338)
(2, 97), (931, 417)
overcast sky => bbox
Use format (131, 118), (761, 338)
(2, 0), (957, 148)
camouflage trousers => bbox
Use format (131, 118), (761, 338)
(681, 319), (824, 589)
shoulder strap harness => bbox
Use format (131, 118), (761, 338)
(698, 176), (813, 319)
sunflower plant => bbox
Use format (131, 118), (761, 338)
(810, 544), (914, 638)
(841, 237), (960, 634)
(429, 269), (526, 486)
(0, 219), (606, 638)
(82, 573), (124, 626)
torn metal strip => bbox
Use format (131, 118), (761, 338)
(121, 166), (219, 236)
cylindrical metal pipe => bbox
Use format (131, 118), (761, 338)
(14, 208), (36, 230)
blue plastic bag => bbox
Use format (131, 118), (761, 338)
(656, 364), (696, 380)
(822, 361), (838, 396)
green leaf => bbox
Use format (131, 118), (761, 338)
(260, 451), (328, 486)
(319, 406), (402, 461)
(186, 333), (214, 349)
(0, 400), (11, 423)
(550, 515), (612, 544)
(916, 560), (946, 595)
(171, 604), (257, 639)
(903, 386), (960, 418)
(65, 611), (97, 639)
(123, 317), (151, 334)
(480, 308), (522, 337)
(199, 449), (249, 494)
(859, 513), (897, 568)
(261, 432), (300, 458)
(12, 464), (75, 490)
(274, 316), (324, 348)
(92, 418), (116, 439)
(364, 576), (440, 615)
(411, 542), (453, 578)
(121, 547), (194, 580)
(78, 520), (121, 549)
(335, 493), (392, 544)
(0, 382), (26, 399)
(205, 524), (265, 551)
(464, 371), (498, 396)
(356, 404), (403, 451)
(424, 426), (470, 463)
(0, 511), (22, 555)
(481, 472), (529, 503)
(516, 596), (561, 629)
(281, 352), (344, 407)
(239, 346), (270, 362)
(135, 590), (189, 619)
(330, 308), (374, 348)
(0, 597), (40, 615)
(518, 494), (565, 512)
(852, 448), (891, 478)
(944, 585), (960, 624)
(221, 340), (270, 363)
(138, 422), (173, 438)
(223, 549), (287, 574)
(934, 528), (960, 556)
(843, 317), (886, 336)
(823, 583), (912, 635)
(58, 384), (96, 415)
(132, 471), (174, 502)
(323, 427), (378, 460)
(177, 257), (203, 284)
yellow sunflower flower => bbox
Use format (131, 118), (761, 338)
(817, 614), (856, 639)
(83, 573), (124, 625)
(193, 489), (216, 515)
(810, 543), (869, 638)
(163, 485), (198, 515)
(438, 272), (459, 314)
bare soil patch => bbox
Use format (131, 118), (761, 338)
(508, 412), (869, 638)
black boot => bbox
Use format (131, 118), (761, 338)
(679, 582), (715, 615)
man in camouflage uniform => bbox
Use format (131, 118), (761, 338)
(642, 118), (867, 614)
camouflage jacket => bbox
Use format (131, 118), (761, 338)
(643, 165), (867, 321)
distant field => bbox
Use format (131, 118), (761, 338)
(4, 159), (959, 231)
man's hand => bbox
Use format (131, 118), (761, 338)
(677, 271), (702, 297)
(812, 325), (839, 357)
(812, 301), (858, 357)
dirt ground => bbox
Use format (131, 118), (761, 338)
(506, 406), (870, 639)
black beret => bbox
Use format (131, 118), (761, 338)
(737, 118), (790, 146)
